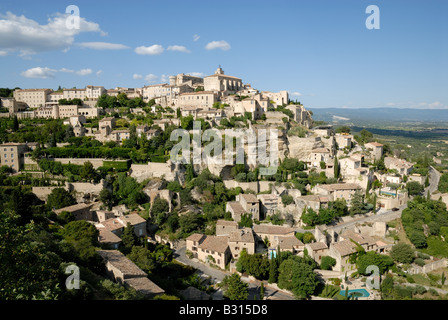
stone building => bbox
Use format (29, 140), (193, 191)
(13, 88), (52, 109)
(364, 142), (384, 161)
(97, 249), (165, 297)
(203, 67), (243, 95)
(227, 228), (255, 259)
(53, 203), (94, 221)
(305, 242), (328, 265)
(0, 142), (28, 172)
(186, 234), (232, 270)
(312, 183), (362, 204)
(226, 193), (260, 222)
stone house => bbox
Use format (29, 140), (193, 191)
(311, 183), (362, 204)
(97, 250), (164, 298)
(305, 241), (328, 265)
(364, 142), (383, 161)
(310, 147), (331, 168)
(186, 234), (232, 270)
(277, 236), (304, 255)
(252, 224), (296, 248)
(335, 133), (353, 150)
(257, 193), (280, 219)
(384, 157), (414, 176)
(95, 213), (147, 238)
(328, 240), (358, 272)
(329, 230), (378, 272)
(215, 220), (239, 236)
(227, 228), (255, 259)
(53, 203), (94, 221)
(225, 193), (260, 222)
(0, 142), (29, 172)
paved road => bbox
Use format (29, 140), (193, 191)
(427, 166), (441, 196)
(174, 246), (296, 300)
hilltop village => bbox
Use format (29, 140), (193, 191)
(1, 67), (447, 301)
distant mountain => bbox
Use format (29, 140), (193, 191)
(309, 107), (448, 124)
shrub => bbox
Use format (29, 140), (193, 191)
(414, 258), (425, 267)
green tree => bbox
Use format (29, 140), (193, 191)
(320, 256), (337, 270)
(120, 223), (137, 254)
(99, 188), (114, 210)
(334, 156), (340, 179)
(277, 258), (318, 299)
(47, 188), (76, 210)
(406, 181), (424, 196)
(390, 243), (415, 264)
(12, 115), (19, 131)
(220, 273), (248, 300)
(80, 161), (96, 182)
(349, 191), (365, 216)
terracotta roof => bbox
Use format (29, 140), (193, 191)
(227, 202), (246, 215)
(204, 74), (241, 80)
(332, 240), (357, 256)
(340, 230), (376, 246)
(318, 183), (361, 192)
(54, 203), (92, 214)
(240, 193), (259, 203)
(117, 213), (146, 226)
(216, 220), (239, 227)
(312, 148), (330, 153)
(97, 250), (147, 277)
(229, 228), (254, 243)
(98, 229), (122, 244)
(199, 235), (229, 253)
(253, 224), (296, 235)
(186, 233), (205, 242)
(124, 277), (165, 296)
(306, 241), (328, 251)
(365, 142), (384, 147)
(277, 236), (304, 249)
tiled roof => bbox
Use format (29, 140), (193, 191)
(54, 203), (92, 214)
(199, 235), (229, 253)
(97, 250), (147, 277)
(253, 224), (296, 235)
(229, 228), (254, 243)
(306, 241), (328, 251)
(240, 193), (259, 203)
(277, 236), (304, 249)
(332, 240), (357, 256)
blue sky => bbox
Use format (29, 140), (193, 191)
(0, 0), (447, 109)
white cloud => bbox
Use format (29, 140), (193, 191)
(167, 45), (191, 53)
(160, 74), (170, 83)
(290, 91), (302, 97)
(77, 42), (130, 50)
(187, 72), (205, 78)
(135, 44), (164, 55)
(0, 11), (105, 56)
(96, 70), (103, 77)
(75, 68), (92, 76)
(21, 67), (57, 79)
(193, 34), (200, 42)
(0, 50), (9, 56)
(133, 73), (143, 80)
(59, 67), (74, 73)
(144, 74), (158, 83)
(205, 40), (230, 51)
(22, 66), (94, 78)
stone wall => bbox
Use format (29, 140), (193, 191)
(32, 186), (68, 201)
(130, 162), (175, 183)
(223, 180), (272, 193)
